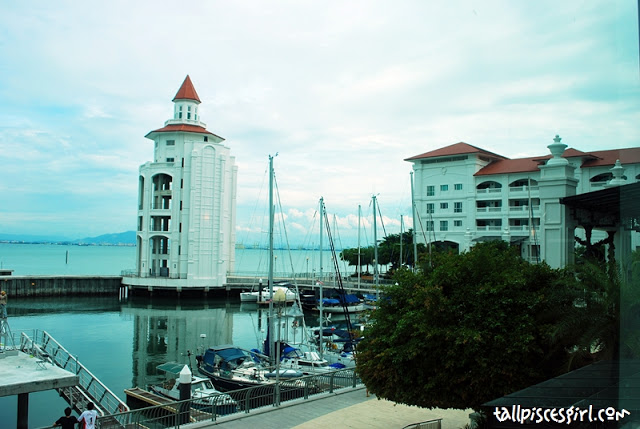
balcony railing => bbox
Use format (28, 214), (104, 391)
(508, 185), (539, 193)
(476, 225), (502, 231)
(476, 207), (502, 213)
(508, 205), (540, 212)
(476, 188), (502, 194)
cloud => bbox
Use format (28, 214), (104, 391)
(1, 0), (638, 244)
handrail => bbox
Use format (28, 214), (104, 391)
(99, 368), (362, 429)
(21, 330), (129, 416)
(402, 418), (443, 429)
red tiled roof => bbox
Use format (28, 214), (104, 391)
(582, 147), (640, 168)
(404, 142), (507, 161)
(531, 148), (597, 162)
(145, 124), (223, 139)
(172, 75), (201, 103)
(474, 157), (543, 176)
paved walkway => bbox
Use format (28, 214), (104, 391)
(192, 387), (473, 429)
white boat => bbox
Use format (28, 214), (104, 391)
(149, 362), (238, 413)
(313, 294), (367, 313)
(239, 283), (298, 303)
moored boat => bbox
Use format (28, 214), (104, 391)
(149, 362), (239, 414)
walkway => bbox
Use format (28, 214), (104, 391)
(192, 387), (473, 429)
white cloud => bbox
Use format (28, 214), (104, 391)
(0, 0), (638, 243)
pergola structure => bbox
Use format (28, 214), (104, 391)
(560, 181), (640, 270)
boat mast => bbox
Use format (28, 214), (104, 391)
(410, 172), (418, 272)
(268, 154), (275, 366)
(373, 195), (379, 294)
(400, 215), (403, 268)
(318, 197), (324, 360)
(357, 204), (361, 289)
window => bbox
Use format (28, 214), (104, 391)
(179, 106), (183, 119)
(426, 220), (434, 231)
(166, 157), (175, 162)
(180, 179), (183, 189)
(454, 220), (462, 227)
(166, 140), (175, 146)
(427, 186), (435, 196)
(440, 202), (448, 210)
(440, 220), (448, 231)
(204, 136), (208, 142)
(455, 183), (463, 190)
(426, 203), (434, 214)
(454, 202), (462, 213)
(441, 184), (449, 191)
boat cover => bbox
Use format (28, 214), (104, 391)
(156, 362), (188, 375)
(207, 346), (246, 362)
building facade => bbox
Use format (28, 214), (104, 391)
(123, 76), (237, 291)
(405, 136), (640, 268)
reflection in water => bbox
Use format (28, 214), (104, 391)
(122, 297), (236, 389)
(1, 295), (365, 428)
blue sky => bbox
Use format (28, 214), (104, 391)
(0, 1), (638, 248)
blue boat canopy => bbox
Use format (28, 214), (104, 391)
(208, 346), (247, 362)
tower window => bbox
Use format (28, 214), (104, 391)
(166, 140), (175, 146)
(204, 136), (208, 142)
(166, 157), (174, 162)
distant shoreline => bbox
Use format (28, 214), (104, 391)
(0, 241), (135, 247)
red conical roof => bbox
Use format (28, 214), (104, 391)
(172, 75), (201, 103)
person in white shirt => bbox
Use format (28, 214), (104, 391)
(78, 402), (98, 429)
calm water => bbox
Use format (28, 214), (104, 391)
(0, 243), (356, 277)
(0, 243), (359, 428)
(0, 295), (339, 428)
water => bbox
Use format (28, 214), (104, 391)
(0, 243), (357, 277)
(0, 243), (361, 428)
(0, 295), (338, 428)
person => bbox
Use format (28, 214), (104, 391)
(78, 402), (98, 429)
(0, 291), (7, 319)
(53, 407), (76, 429)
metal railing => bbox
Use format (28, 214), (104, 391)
(99, 368), (361, 428)
(20, 330), (128, 416)
(403, 418), (442, 429)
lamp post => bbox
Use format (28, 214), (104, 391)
(273, 288), (286, 406)
(306, 257), (309, 278)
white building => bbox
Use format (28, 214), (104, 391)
(406, 135), (640, 268)
(123, 76), (237, 291)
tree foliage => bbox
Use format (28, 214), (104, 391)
(356, 241), (579, 410)
(339, 229), (426, 273)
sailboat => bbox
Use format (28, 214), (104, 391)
(197, 155), (303, 391)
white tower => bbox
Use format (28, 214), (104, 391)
(124, 76), (237, 292)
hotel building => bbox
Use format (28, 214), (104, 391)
(405, 136), (639, 268)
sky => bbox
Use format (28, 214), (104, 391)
(0, 1), (638, 248)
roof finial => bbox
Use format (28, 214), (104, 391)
(547, 134), (568, 166)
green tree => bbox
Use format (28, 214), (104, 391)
(340, 229), (426, 274)
(356, 241), (576, 410)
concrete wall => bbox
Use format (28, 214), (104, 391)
(0, 276), (123, 298)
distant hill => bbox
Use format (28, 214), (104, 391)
(0, 231), (136, 246)
(75, 231), (136, 246)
